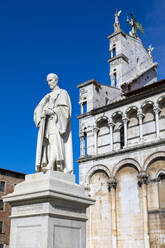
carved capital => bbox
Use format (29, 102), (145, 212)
(93, 126), (99, 133)
(79, 131), (85, 138)
(122, 116), (129, 123)
(86, 126), (93, 133)
(108, 177), (117, 191)
(137, 111), (144, 119)
(137, 171), (149, 187)
(153, 106), (161, 114)
(108, 120), (115, 127)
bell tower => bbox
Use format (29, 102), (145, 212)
(108, 12), (158, 91)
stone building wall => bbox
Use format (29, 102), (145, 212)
(77, 81), (165, 247)
(108, 31), (157, 89)
(77, 13), (165, 247)
(0, 169), (25, 248)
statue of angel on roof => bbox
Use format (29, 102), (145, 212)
(126, 13), (144, 38)
(148, 45), (154, 59)
(114, 9), (122, 33)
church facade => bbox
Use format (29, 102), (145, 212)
(77, 13), (165, 248)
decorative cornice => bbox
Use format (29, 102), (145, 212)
(77, 80), (165, 119)
(107, 30), (127, 39)
(108, 53), (129, 64)
(77, 138), (165, 163)
(77, 79), (101, 89)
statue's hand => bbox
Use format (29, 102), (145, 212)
(41, 109), (46, 118)
(44, 108), (54, 116)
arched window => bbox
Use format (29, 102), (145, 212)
(142, 103), (154, 123)
(97, 118), (109, 153)
(114, 73), (117, 88)
(84, 131), (87, 156)
(142, 102), (155, 140)
(126, 108), (138, 145)
(83, 101), (87, 114)
(158, 172), (165, 208)
(113, 47), (116, 57)
(120, 125), (124, 149)
(113, 112), (123, 150)
(159, 97), (165, 119)
(158, 172), (165, 181)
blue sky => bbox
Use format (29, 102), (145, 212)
(0, 0), (165, 182)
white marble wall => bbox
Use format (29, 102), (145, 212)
(79, 91), (165, 160)
(78, 80), (165, 248)
(108, 31), (157, 89)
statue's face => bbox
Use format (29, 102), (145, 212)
(47, 74), (58, 90)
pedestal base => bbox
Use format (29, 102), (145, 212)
(3, 171), (94, 248)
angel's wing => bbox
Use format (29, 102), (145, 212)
(136, 22), (144, 34)
(117, 10), (122, 16)
(149, 45), (154, 51)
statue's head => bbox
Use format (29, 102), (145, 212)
(46, 73), (59, 90)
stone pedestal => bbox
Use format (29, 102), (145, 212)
(3, 171), (95, 248)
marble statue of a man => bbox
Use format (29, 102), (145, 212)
(34, 73), (73, 173)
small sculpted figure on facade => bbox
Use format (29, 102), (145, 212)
(114, 9), (122, 33)
(34, 73), (73, 173)
(126, 13), (144, 38)
(148, 45), (154, 59)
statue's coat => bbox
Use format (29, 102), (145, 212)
(34, 87), (73, 172)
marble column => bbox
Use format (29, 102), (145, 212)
(108, 120), (114, 151)
(137, 111), (144, 142)
(138, 171), (150, 248)
(108, 177), (118, 248)
(93, 127), (99, 155)
(111, 49), (113, 58)
(110, 73), (115, 87)
(80, 103), (84, 114)
(79, 98), (84, 115)
(79, 131), (85, 158)
(154, 106), (160, 139)
(122, 115), (128, 148)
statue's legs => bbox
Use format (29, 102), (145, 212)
(45, 132), (64, 171)
(46, 135), (57, 170)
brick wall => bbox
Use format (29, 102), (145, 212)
(0, 169), (25, 247)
